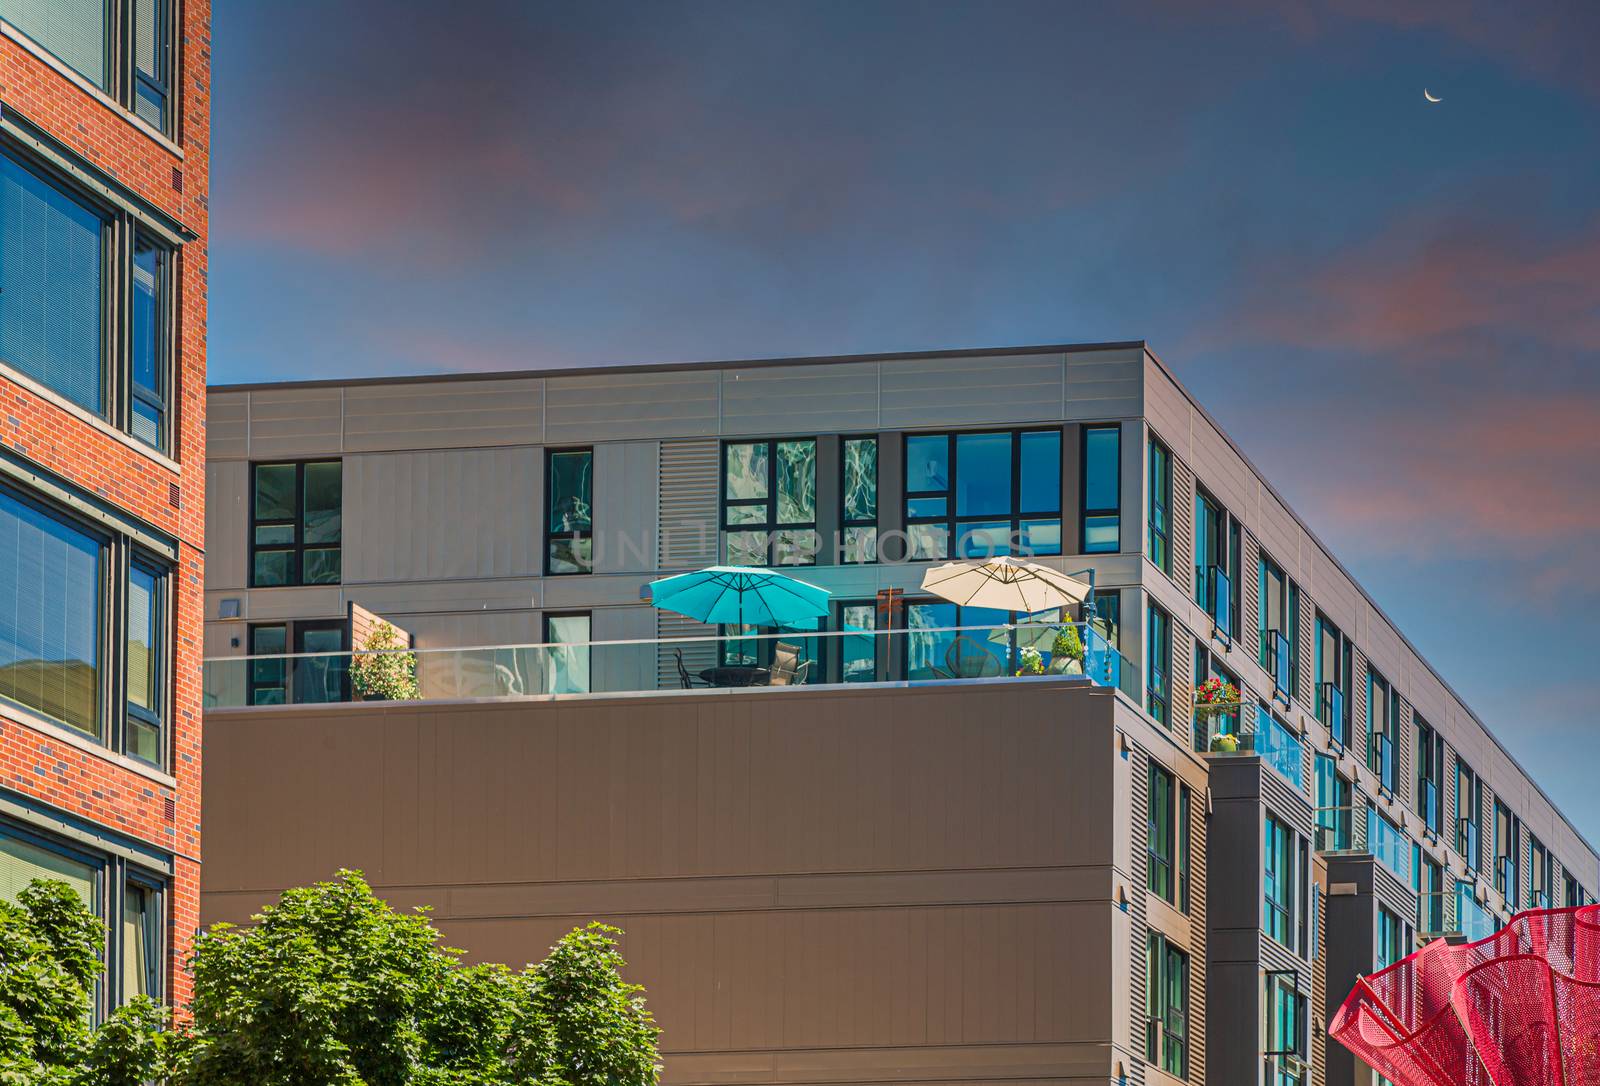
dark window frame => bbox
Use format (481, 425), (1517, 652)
(1367, 668), (1398, 793)
(902, 428), (1062, 562)
(544, 447), (594, 576)
(122, 551), (169, 766)
(1315, 753), (1352, 852)
(1147, 435), (1172, 574)
(1145, 932), (1190, 1080)
(1147, 761), (1176, 904)
(248, 460), (342, 588)
(1494, 800), (1520, 909)
(1079, 423), (1120, 554)
(1457, 760), (1483, 872)
(1257, 552), (1299, 702)
(720, 437), (819, 567)
(541, 610), (593, 694)
(1193, 486), (1240, 640)
(1415, 716), (1444, 835)
(1315, 613), (1353, 748)
(1146, 602), (1171, 727)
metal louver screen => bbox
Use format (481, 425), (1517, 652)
(0, 831), (96, 910)
(0, 149), (106, 414)
(0, 0), (111, 87)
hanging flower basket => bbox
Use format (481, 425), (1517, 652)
(1193, 676), (1241, 717)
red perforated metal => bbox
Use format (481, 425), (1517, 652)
(1331, 905), (1600, 1086)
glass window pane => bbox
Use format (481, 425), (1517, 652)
(0, 150), (106, 413)
(1083, 515), (1119, 553)
(302, 462), (342, 545)
(775, 441), (816, 524)
(842, 526), (877, 564)
(131, 399), (162, 449)
(1, 0), (110, 86)
(254, 524), (293, 546)
(957, 521), (1011, 558)
(724, 444), (768, 501)
(131, 240), (161, 396)
(295, 627), (346, 704)
(839, 604), (876, 682)
(1019, 430), (1060, 513)
(548, 450), (593, 534)
(0, 831), (96, 910)
(906, 602), (957, 680)
(302, 548), (341, 585)
(253, 464), (295, 523)
(906, 497), (947, 519)
(906, 523), (948, 561)
(126, 564), (159, 714)
(547, 536), (592, 576)
(122, 881), (159, 1002)
(724, 503), (766, 526)
(0, 488), (102, 734)
(955, 432), (1010, 516)
(773, 528), (818, 566)
(724, 531), (768, 567)
(842, 438), (877, 522)
(905, 435), (948, 494)
(1083, 426), (1120, 511)
(252, 550), (292, 586)
(1020, 519), (1061, 557)
(546, 614), (590, 695)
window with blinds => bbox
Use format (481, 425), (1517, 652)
(0, 147), (108, 416)
(0, 0), (112, 88)
(125, 560), (164, 763)
(0, 483), (104, 735)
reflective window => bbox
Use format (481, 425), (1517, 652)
(1315, 754), (1351, 851)
(1315, 614), (1352, 746)
(1146, 933), (1189, 1080)
(722, 439), (817, 566)
(1495, 801), (1519, 909)
(840, 437), (877, 563)
(1415, 716), (1444, 834)
(903, 430), (1060, 561)
(1147, 437), (1171, 573)
(1193, 488), (1240, 637)
(3, 0), (112, 87)
(544, 613), (591, 695)
(125, 561), (164, 764)
(129, 237), (168, 448)
(1146, 603), (1171, 727)
(247, 624), (287, 706)
(132, 0), (173, 131)
(295, 623), (347, 705)
(1458, 761), (1483, 872)
(0, 484), (103, 735)
(2, 0), (174, 133)
(0, 827), (97, 911)
(1147, 762), (1175, 903)
(1368, 669), (1398, 792)
(546, 449), (593, 575)
(1378, 905), (1409, 970)
(251, 461), (342, 586)
(0, 148), (107, 416)
(1258, 554), (1299, 699)
(1080, 424), (1120, 553)
(1264, 813), (1298, 948)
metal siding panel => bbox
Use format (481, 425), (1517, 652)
(545, 370), (720, 442)
(342, 378), (544, 451)
(207, 390), (249, 460)
(1063, 348), (1143, 421)
(1142, 353), (1191, 460)
(593, 441), (659, 575)
(879, 353), (1065, 428)
(719, 362), (880, 435)
(246, 386), (344, 458)
(205, 460), (248, 591)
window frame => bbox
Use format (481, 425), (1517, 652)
(1315, 753), (1352, 852)
(542, 611), (593, 695)
(902, 428), (1062, 562)
(1147, 761), (1176, 905)
(1414, 716), (1444, 835)
(1147, 435), (1172, 574)
(1264, 812), (1303, 952)
(1314, 613), (1353, 748)
(1494, 801), (1519, 909)
(1457, 760), (1483, 873)
(120, 869), (165, 1006)
(1079, 423), (1120, 554)
(248, 460), (343, 588)
(121, 551), (169, 766)
(1257, 553), (1299, 702)
(1146, 932), (1190, 1080)
(1146, 602), (1171, 727)
(544, 447), (594, 576)
(839, 434), (879, 563)
(1264, 969), (1308, 1085)
(1193, 486), (1241, 640)
(0, 139), (178, 451)
(720, 437), (819, 567)
(1367, 669), (1399, 794)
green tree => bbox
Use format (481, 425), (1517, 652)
(178, 870), (660, 1086)
(0, 880), (168, 1085)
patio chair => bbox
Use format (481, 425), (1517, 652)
(942, 635), (1002, 679)
(766, 641), (811, 686)
(674, 648), (710, 690)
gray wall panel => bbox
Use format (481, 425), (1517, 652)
(208, 391), (249, 461)
(879, 354), (1064, 428)
(246, 387), (344, 458)
(205, 460), (248, 591)
(593, 442), (659, 575)
(719, 363), (879, 436)
(545, 371), (719, 442)
(343, 379), (543, 452)
(1062, 349), (1142, 421)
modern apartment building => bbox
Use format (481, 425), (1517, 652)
(0, 0), (207, 1016)
(200, 343), (1596, 1086)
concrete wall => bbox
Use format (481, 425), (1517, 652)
(203, 680), (1173, 1086)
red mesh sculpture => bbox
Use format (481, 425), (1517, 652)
(1330, 904), (1600, 1086)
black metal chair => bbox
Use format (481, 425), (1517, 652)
(941, 636), (1003, 679)
(675, 648), (710, 690)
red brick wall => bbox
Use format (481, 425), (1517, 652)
(0, 0), (209, 1016)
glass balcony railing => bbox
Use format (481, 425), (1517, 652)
(1369, 810), (1412, 883)
(1206, 565), (1232, 640)
(1456, 882), (1497, 941)
(1315, 806), (1355, 853)
(1254, 705), (1304, 789)
(1416, 890), (1448, 938)
(203, 622), (1141, 709)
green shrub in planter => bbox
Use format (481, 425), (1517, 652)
(350, 621), (419, 701)
(1051, 626), (1085, 662)
(1209, 732), (1240, 753)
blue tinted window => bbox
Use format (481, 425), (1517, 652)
(130, 238), (165, 448)
(0, 151), (106, 415)
(955, 433), (1010, 516)
(905, 435), (948, 494)
(1019, 430), (1060, 512)
(1082, 426), (1119, 510)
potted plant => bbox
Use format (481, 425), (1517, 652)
(1016, 647), (1046, 676)
(350, 621), (419, 701)
(1047, 625), (1085, 674)
(1194, 676), (1242, 751)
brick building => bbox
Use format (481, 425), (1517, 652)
(0, 1), (207, 1016)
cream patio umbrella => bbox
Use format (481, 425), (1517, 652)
(919, 555), (1092, 613)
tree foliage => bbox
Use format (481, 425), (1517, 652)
(0, 871), (660, 1086)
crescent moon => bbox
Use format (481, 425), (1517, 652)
(1424, 89), (1442, 103)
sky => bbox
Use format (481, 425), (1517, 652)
(211, 2), (1600, 839)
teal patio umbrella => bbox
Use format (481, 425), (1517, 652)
(648, 566), (830, 629)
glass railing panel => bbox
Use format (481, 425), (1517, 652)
(202, 623), (1142, 709)
(1369, 811), (1411, 883)
(1255, 705), (1304, 789)
(1315, 807), (1355, 852)
(1209, 566), (1232, 639)
(1456, 882), (1496, 941)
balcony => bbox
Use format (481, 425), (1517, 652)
(1267, 629), (1291, 701)
(1315, 805), (1355, 853)
(1202, 564), (1232, 641)
(1456, 882), (1497, 941)
(203, 622), (1140, 708)
(1319, 682), (1346, 745)
(1199, 705), (1304, 790)
(1368, 810), (1411, 883)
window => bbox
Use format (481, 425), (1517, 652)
(1457, 761), (1483, 872)
(543, 612), (591, 695)
(0, 144), (177, 448)
(1258, 554), (1299, 700)
(1367, 669), (1398, 793)
(723, 439), (817, 566)
(903, 430), (1060, 560)
(840, 436), (877, 563)
(1147, 436), (1171, 574)
(1415, 717), (1443, 835)
(1369, 807), (1410, 883)
(1566, 872), (1587, 909)
(1179, 786), (1192, 914)
(1265, 972), (1308, 1086)
(1089, 588), (1120, 650)
(1264, 813), (1299, 949)
(250, 461), (342, 586)
(1530, 837), (1552, 909)
(1146, 603), (1171, 727)
(1148, 762), (1175, 904)
(247, 620), (347, 705)
(546, 449), (593, 575)
(902, 599), (1008, 681)
(1146, 933), (1189, 1080)
(247, 624), (288, 706)
(1315, 754), (1352, 851)
(1080, 424), (1120, 553)
(1378, 905), (1410, 970)
(0, 478), (169, 761)
(1315, 614), (1352, 747)
(1415, 850), (1444, 934)
(1, 0), (175, 134)
(1191, 642), (1240, 751)
(1193, 488), (1240, 639)
(1495, 801), (1519, 909)
(124, 559), (165, 764)
(0, 818), (167, 1013)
